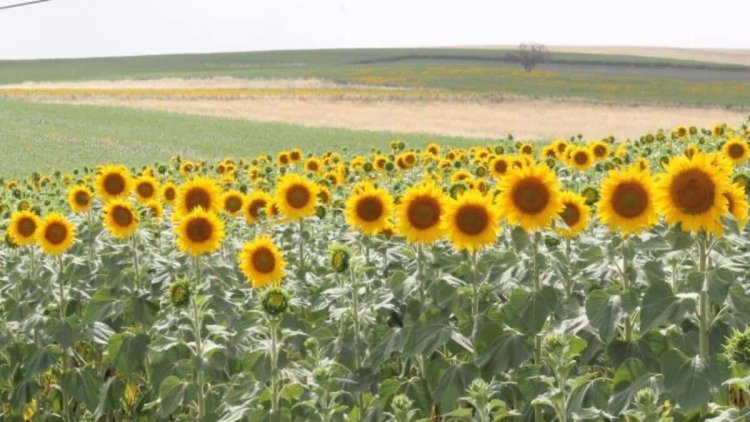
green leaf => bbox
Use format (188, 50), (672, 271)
(640, 281), (696, 333)
(477, 332), (532, 375)
(428, 362), (479, 414)
(157, 375), (190, 418)
(22, 344), (62, 382)
(585, 290), (623, 343)
(504, 286), (559, 334)
(661, 350), (730, 412)
(61, 367), (101, 409)
(107, 332), (151, 375)
(402, 324), (451, 357)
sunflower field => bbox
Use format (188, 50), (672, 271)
(3, 121), (750, 421)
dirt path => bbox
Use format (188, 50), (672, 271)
(40, 96), (749, 140)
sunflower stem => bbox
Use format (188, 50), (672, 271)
(364, 235), (371, 267)
(416, 244), (425, 303)
(131, 233), (141, 292)
(191, 256), (206, 420)
(621, 236), (633, 342)
(350, 267), (365, 411)
(87, 209), (95, 267)
(298, 218), (305, 280)
(531, 232), (544, 422)
(57, 254), (70, 422)
(698, 234), (711, 418)
(269, 316), (281, 422)
(470, 250), (480, 355)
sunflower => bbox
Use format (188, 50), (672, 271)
(590, 141), (611, 160)
(519, 143), (534, 155)
(68, 185), (93, 213)
(552, 139), (568, 156)
(174, 208), (226, 256)
(244, 191), (272, 224)
(8, 211), (40, 246)
(95, 164), (132, 201)
(724, 182), (749, 228)
(37, 212), (76, 255)
(237, 236), (287, 289)
(396, 182), (447, 243)
(426, 143), (441, 156)
(598, 167), (658, 235)
(289, 148), (303, 163)
(133, 175), (160, 203)
(344, 183), (394, 235)
(567, 147), (593, 171)
(723, 138), (750, 164)
(655, 152), (730, 234)
(555, 192), (590, 237)
(175, 177), (222, 216)
(162, 183), (177, 206)
(304, 157), (323, 174)
(497, 163), (563, 231)
(103, 199), (139, 239)
(144, 200), (164, 220)
(441, 190), (499, 251)
(275, 173), (318, 220)
(222, 190), (245, 217)
(276, 151), (291, 166)
(490, 155), (510, 178)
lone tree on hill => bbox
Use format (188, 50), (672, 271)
(510, 43), (549, 72)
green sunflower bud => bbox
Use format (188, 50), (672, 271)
(329, 244), (351, 274)
(581, 185), (599, 206)
(168, 280), (190, 307)
(262, 286), (290, 315)
(725, 327), (750, 367)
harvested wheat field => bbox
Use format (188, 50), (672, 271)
(41, 95), (749, 140)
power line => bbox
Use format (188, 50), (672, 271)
(0, 0), (52, 11)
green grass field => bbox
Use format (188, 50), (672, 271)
(0, 99), (491, 178)
(2, 48), (750, 106)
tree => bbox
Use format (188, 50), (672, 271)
(509, 43), (548, 72)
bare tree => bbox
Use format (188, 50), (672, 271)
(509, 43), (548, 72)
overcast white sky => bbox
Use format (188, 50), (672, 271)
(1, 0), (748, 59)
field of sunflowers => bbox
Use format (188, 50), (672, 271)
(4, 120), (750, 421)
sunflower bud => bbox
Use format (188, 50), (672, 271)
(329, 244), (351, 274)
(168, 280), (190, 307)
(262, 286), (289, 315)
(449, 182), (468, 199)
(725, 327), (750, 367)
(633, 387), (659, 419)
(474, 166), (487, 177)
(581, 185), (599, 206)
(391, 394), (416, 422)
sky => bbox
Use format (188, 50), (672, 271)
(1, 0), (748, 59)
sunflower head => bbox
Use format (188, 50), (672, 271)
(723, 182), (748, 229)
(329, 243), (351, 273)
(175, 177), (222, 216)
(723, 137), (750, 164)
(68, 185), (93, 213)
(441, 190), (499, 251)
(133, 175), (160, 203)
(556, 191), (590, 238)
(168, 279), (190, 307)
(238, 236), (286, 289)
(262, 286), (290, 316)
(8, 211), (40, 246)
(175, 208), (225, 256)
(275, 173), (319, 220)
(95, 165), (132, 201)
(567, 147), (594, 171)
(344, 183), (394, 235)
(655, 152), (730, 234)
(598, 167), (658, 235)
(222, 190), (245, 217)
(37, 212), (76, 255)
(397, 182), (447, 244)
(162, 183), (177, 205)
(498, 163), (563, 231)
(103, 199), (139, 239)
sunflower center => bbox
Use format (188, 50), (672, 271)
(455, 204), (490, 235)
(185, 188), (210, 211)
(594, 145), (606, 157)
(137, 183), (155, 198)
(559, 202), (581, 227)
(356, 197), (384, 222)
(611, 182), (649, 218)
(574, 152), (589, 165)
(104, 173), (126, 195)
(290, 151), (301, 161)
(512, 178), (550, 214)
(252, 247), (276, 274)
(494, 160), (507, 174)
(225, 196), (242, 212)
(407, 196), (441, 229)
(307, 162), (319, 171)
(405, 155), (416, 164)
(280, 155), (289, 164)
(522, 145), (532, 154)
(45, 222), (68, 245)
(165, 187), (176, 201)
(17, 217), (37, 237)
(729, 143), (745, 159)
(248, 199), (267, 218)
(669, 169), (715, 215)
(112, 206), (134, 227)
(74, 191), (90, 206)
(286, 185), (311, 209)
(186, 218), (213, 243)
